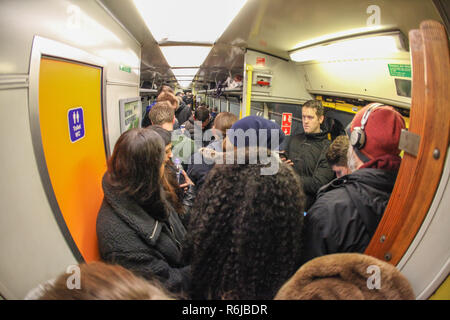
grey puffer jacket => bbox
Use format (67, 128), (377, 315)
(96, 174), (190, 294)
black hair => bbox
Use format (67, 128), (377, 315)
(184, 154), (305, 299)
(194, 106), (210, 122)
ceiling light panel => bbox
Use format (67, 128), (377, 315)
(133, 0), (247, 43)
(177, 80), (192, 88)
(175, 75), (195, 82)
(160, 46), (211, 67)
(292, 26), (386, 49)
(171, 68), (199, 77)
(290, 31), (406, 63)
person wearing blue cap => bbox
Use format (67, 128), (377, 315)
(223, 115), (286, 176)
(226, 115), (285, 151)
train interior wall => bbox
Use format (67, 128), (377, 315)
(0, 0), (141, 299)
(0, 0), (448, 300)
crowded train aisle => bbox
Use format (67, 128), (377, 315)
(25, 87), (415, 301)
(2, 0), (448, 304)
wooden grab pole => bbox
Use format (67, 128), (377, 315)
(364, 20), (450, 265)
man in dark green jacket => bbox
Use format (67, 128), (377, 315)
(283, 100), (335, 211)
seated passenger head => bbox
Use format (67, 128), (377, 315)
(184, 157), (305, 300)
(226, 115), (286, 151)
(346, 103), (406, 172)
(274, 253), (415, 300)
(194, 106), (211, 128)
(326, 135), (351, 178)
(106, 128), (165, 203)
(38, 262), (176, 300)
(302, 100), (325, 134)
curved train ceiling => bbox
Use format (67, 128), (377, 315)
(99, 0), (443, 90)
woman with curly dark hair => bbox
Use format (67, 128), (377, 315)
(184, 148), (305, 300)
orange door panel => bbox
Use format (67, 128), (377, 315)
(39, 57), (106, 262)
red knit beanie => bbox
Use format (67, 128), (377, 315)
(350, 105), (406, 162)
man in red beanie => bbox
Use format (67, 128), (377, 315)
(300, 103), (406, 264)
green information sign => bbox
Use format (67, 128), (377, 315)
(388, 64), (411, 78)
(119, 64), (131, 73)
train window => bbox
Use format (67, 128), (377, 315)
(394, 79), (412, 98)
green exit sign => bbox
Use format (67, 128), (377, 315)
(388, 64), (411, 78)
(119, 64), (131, 73)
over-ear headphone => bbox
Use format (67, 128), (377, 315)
(350, 103), (384, 149)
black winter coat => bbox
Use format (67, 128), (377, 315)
(175, 102), (192, 126)
(301, 168), (398, 264)
(287, 131), (335, 210)
(96, 175), (190, 293)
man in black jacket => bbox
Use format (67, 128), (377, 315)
(175, 91), (192, 125)
(283, 100), (335, 210)
(182, 106), (214, 147)
(301, 103), (406, 264)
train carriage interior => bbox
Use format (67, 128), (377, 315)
(0, 0), (449, 300)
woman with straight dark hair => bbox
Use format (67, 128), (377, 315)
(96, 128), (190, 294)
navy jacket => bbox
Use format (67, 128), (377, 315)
(186, 140), (222, 192)
(301, 168), (398, 264)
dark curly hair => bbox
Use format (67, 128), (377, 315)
(326, 135), (349, 167)
(183, 152), (305, 300)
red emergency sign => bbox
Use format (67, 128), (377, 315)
(281, 112), (292, 136)
(256, 57), (265, 67)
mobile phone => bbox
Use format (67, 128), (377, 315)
(278, 151), (287, 159)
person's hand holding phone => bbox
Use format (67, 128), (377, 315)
(279, 151), (294, 166)
(179, 170), (194, 192)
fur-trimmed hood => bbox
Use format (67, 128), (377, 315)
(275, 253), (415, 300)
